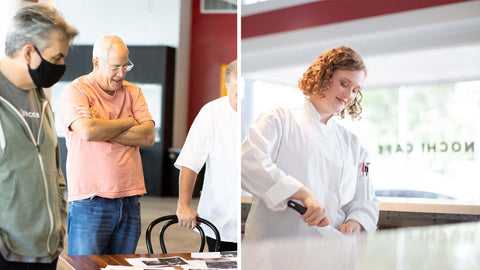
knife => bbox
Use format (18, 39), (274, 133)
(287, 200), (307, 215)
(287, 200), (343, 237)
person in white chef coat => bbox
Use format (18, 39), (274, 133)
(242, 46), (379, 240)
(175, 60), (238, 251)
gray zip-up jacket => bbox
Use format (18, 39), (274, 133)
(0, 87), (66, 263)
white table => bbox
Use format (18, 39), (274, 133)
(242, 221), (480, 270)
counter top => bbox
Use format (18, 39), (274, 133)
(242, 221), (480, 270)
(241, 195), (480, 215)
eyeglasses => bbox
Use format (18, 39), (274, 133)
(99, 58), (134, 73)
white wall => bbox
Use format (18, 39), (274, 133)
(0, 1), (21, 58)
(55, 0), (180, 46)
(173, 0), (191, 147)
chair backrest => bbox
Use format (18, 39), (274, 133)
(145, 215), (221, 254)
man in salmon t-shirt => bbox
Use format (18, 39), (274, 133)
(60, 35), (155, 255)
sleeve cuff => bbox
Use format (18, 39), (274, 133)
(174, 153), (203, 174)
(264, 175), (304, 211)
(345, 202), (380, 232)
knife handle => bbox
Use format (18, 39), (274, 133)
(287, 200), (307, 215)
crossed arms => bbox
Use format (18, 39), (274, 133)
(70, 104), (155, 146)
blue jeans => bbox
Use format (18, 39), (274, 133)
(67, 196), (141, 255)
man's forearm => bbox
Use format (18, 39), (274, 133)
(177, 167), (200, 228)
(71, 117), (137, 142)
(108, 120), (155, 146)
(177, 167), (198, 207)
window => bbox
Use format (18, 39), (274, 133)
(241, 79), (304, 138)
(242, 0), (269, 5)
(202, 0), (236, 13)
(242, 78), (480, 203)
(339, 81), (480, 202)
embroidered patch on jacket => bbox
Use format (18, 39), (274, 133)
(361, 162), (370, 177)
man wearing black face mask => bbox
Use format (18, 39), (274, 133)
(0, 4), (77, 270)
(28, 46), (68, 89)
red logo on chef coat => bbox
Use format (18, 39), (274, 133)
(362, 162), (370, 177)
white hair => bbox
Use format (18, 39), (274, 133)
(92, 35), (128, 60)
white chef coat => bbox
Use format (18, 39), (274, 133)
(242, 99), (379, 240)
(175, 96), (237, 242)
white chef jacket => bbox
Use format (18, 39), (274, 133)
(175, 96), (237, 242)
(242, 99), (379, 240)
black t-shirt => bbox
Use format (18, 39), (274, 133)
(0, 71), (41, 140)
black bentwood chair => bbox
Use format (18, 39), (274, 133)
(145, 215), (221, 254)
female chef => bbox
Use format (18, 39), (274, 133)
(241, 46), (380, 240)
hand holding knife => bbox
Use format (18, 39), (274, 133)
(287, 200), (330, 226)
(288, 200), (344, 236)
(287, 200), (308, 215)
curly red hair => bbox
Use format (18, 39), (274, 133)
(298, 46), (366, 120)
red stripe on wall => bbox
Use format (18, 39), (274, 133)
(242, 0), (470, 38)
(188, 0), (237, 127)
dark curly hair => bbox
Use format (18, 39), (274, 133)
(298, 46), (366, 120)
